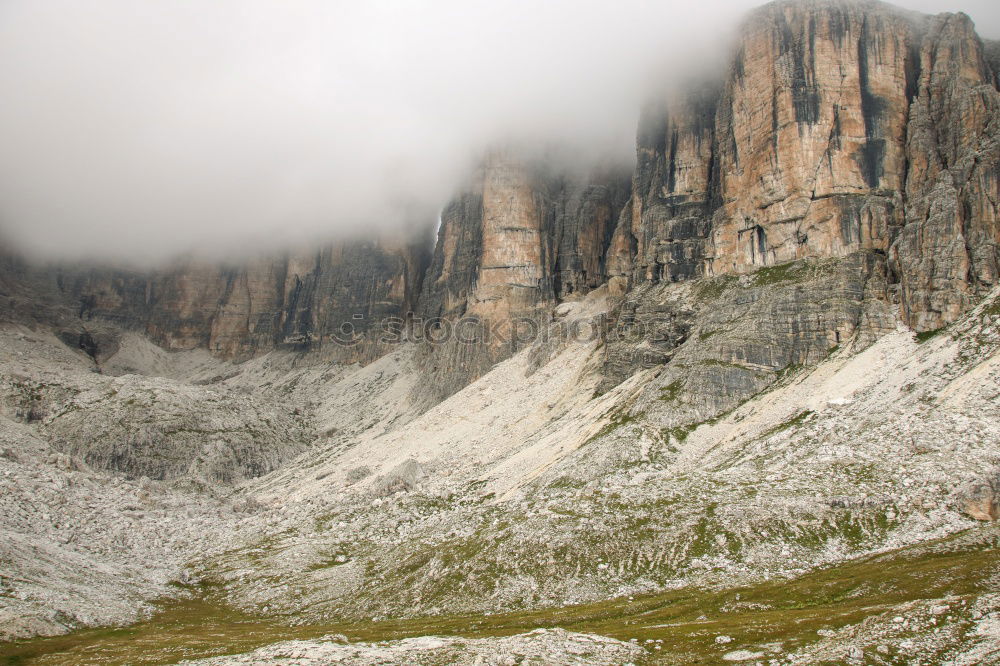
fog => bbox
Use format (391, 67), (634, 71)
(0, 0), (997, 264)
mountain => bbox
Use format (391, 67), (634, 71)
(2, 1), (1000, 663)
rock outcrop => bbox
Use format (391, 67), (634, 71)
(609, 1), (998, 334)
(889, 12), (1000, 331)
(585, 0), (996, 404)
(415, 1), (999, 405)
(413, 152), (630, 402)
(627, 84), (721, 284)
(424, 1), (995, 405)
(583, 0), (1000, 404)
(632, 251), (897, 423)
(2, 234), (433, 363)
(419, 152), (630, 325)
(5, 3), (1000, 648)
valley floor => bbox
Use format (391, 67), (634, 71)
(2, 529), (999, 664)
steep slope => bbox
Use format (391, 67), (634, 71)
(891, 11), (1000, 331)
(618, 1), (1000, 333)
(167, 268), (996, 627)
(5, 267), (985, 661)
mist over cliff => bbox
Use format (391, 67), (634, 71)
(0, 0), (997, 264)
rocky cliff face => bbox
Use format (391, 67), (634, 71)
(419, 152), (631, 325)
(628, 84), (721, 284)
(413, 0), (999, 403)
(581, 0), (998, 412)
(616, 0), (999, 336)
(413, 152), (631, 403)
(890, 13), (1000, 331)
(11, 235), (433, 363)
(713, 1), (915, 273)
(2, 0), (997, 404)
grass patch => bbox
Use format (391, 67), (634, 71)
(547, 476), (585, 490)
(305, 552), (351, 571)
(759, 410), (814, 440)
(750, 258), (836, 288)
(751, 261), (805, 286)
(658, 380), (684, 403)
(691, 258), (836, 307)
(692, 275), (738, 302)
(775, 363), (804, 382)
(915, 327), (946, 343)
(663, 423), (698, 444)
(589, 407), (644, 442)
(3, 531), (997, 665)
(698, 359), (750, 370)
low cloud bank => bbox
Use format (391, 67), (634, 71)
(0, 0), (996, 263)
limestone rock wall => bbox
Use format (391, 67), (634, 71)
(466, 154), (556, 326)
(608, 0), (999, 336)
(592, 0), (998, 398)
(708, 0), (914, 273)
(636, 252), (897, 423)
(49, 236), (432, 362)
(420, 153), (630, 324)
(617, 0), (921, 284)
(550, 169), (632, 298)
(628, 86), (720, 284)
(889, 13), (1000, 331)
(413, 152), (630, 403)
(985, 39), (1000, 87)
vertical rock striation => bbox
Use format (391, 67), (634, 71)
(550, 168), (633, 299)
(629, 85), (720, 284)
(889, 12), (1000, 331)
(602, 0), (999, 335)
(413, 152), (630, 402)
(420, 152), (631, 326)
(48, 234), (432, 362)
(707, 0), (914, 274)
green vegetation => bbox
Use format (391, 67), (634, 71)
(589, 406), (644, 442)
(915, 327), (946, 343)
(773, 364), (803, 384)
(750, 258), (837, 288)
(660, 404), (739, 446)
(698, 358), (750, 370)
(3, 531), (996, 665)
(547, 476), (585, 490)
(691, 258), (838, 307)
(750, 261), (805, 286)
(663, 422), (698, 444)
(758, 410), (814, 440)
(658, 379), (684, 403)
(692, 275), (737, 302)
(305, 550), (352, 571)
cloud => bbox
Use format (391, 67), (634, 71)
(0, 0), (996, 264)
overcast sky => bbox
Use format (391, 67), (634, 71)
(0, 0), (997, 264)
